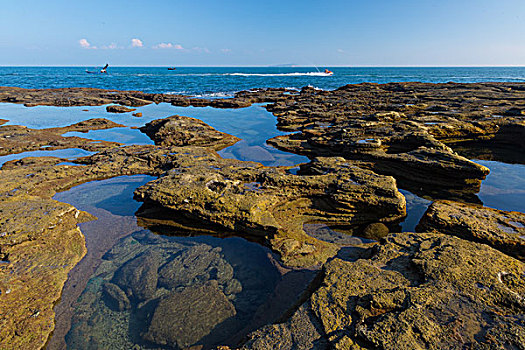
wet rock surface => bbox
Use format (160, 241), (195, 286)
(417, 200), (525, 261)
(144, 280), (236, 348)
(106, 104), (136, 113)
(0, 86), (295, 108)
(140, 115), (240, 150)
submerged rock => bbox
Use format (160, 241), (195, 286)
(158, 244), (236, 292)
(144, 280), (236, 348)
(112, 250), (161, 301)
(102, 282), (131, 311)
(417, 200), (525, 261)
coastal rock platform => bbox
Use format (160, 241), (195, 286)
(0, 83), (524, 349)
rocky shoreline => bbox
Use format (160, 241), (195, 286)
(0, 83), (524, 349)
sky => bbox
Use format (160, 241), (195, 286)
(1, 0), (524, 66)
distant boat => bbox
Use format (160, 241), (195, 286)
(86, 63), (109, 74)
(167, 67), (176, 70)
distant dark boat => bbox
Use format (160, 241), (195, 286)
(167, 67), (176, 70)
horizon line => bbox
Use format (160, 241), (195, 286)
(1, 65), (525, 68)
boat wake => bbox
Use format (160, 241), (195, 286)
(227, 72), (333, 77)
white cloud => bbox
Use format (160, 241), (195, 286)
(79, 38), (95, 49)
(220, 48), (232, 53)
(337, 48), (345, 53)
(153, 43), (184, 50)
(131, 38), (143, 47)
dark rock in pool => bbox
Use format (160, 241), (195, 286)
(106, 105), (136, 113)
(158, 244), (236, 293)
(101, 282), (130, 311)
(112, 250), (161, 302)
(143, 280), (236, 348)
(234, 145), (276, 162)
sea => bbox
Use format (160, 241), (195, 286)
(1, 66), (525, 97)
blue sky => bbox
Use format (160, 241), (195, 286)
(1, 0), (524, 66)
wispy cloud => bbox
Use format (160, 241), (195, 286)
(192, 47), (210, 53)
(100, 43), (122, 50)
(337, 48), (345, 53)
(220, 48), (232, 53)
(79, 38), (96, 49)
(131, 38), (143, 47)
(153, 42), (184, 50)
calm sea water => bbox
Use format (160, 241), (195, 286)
(1, 66), (524, 96)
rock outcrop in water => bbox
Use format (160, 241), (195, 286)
(139, 114), (240, 150)
(133, 155), (406, 266)
(0, 118), (124, 156)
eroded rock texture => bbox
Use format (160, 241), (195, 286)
(266, 83), (525, 199)
(417, 200), (525, 261)
(0, 118), (123, 156)
(139, 115), (240, 150)
(305, 232), (523, 349)
(134, 155), (406, 266)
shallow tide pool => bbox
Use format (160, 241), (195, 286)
(49, 176), (315, 350)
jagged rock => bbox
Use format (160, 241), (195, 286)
(112, 250), (161, 301)
(143, 280), (236, 348)
(417, 200), (525, 260)
(105, 105), (136, 113)
(139, 115), (240, 150)
(132, 112), (142, 117)
(134, 155), (406, 266)
(309, 232), (525, 349)
(102, 282), (130, 311)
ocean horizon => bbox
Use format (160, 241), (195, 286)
(1, 66), (524, 97)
